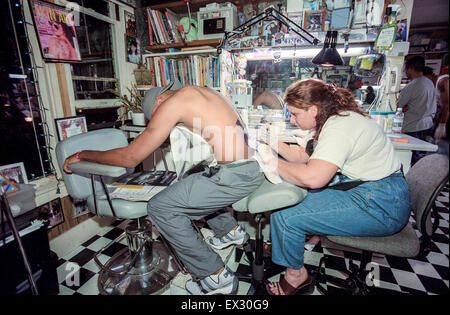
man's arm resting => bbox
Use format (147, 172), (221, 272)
(63, 102), (181, 173)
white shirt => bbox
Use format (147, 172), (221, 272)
(397, 76), (437, 133)
(309, 111), (401, 181)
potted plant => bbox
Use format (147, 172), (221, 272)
(113, 84), (146, 126)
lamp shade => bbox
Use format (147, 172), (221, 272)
(313, 31), (343, 66)
(312, 31), (331, 65)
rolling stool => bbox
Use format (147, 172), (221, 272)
(232, 179), (307, 295)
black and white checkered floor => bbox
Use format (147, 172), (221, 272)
(56, 185), (449, 295)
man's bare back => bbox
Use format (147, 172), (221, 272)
(161, 86), (254, 163)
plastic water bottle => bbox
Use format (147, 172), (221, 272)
(392, 108), (404, 133)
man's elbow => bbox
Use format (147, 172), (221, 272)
(121, 152), (141, 168)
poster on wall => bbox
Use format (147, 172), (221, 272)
(124, 11), (136, 37)
(126, 35), (141, 64)
(29, 0), (81, 63)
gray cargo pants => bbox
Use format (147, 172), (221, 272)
(147, 159), (265, 280)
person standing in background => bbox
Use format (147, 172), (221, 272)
(434, 75), (449, 156)
(397, 56), (437, 164)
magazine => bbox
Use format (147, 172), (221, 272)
(117, 170), (177, 186)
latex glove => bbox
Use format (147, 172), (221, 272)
(254, 142), (282, 184)
(258, 127), (279, 151)
(434, 123), (447, 140)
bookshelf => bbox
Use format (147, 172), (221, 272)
(143, 0), (240, 14)
(142, 47), (223, 93)
(144, 38), (222, 52)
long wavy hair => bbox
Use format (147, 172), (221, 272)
(283, 78), (367, 140)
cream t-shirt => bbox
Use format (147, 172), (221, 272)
(309, 111), (401, 181)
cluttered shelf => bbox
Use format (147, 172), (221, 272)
(144, 38), (222, 52)
(144, 0), (240, 14)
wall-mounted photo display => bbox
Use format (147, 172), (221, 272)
(37, 198), (65, 229)
(0, 162), (28, 184)
(54, 116), (87, 141)
(28, 0), (81, 63)
(303, 10), (325, 32)
(0, 175), (18, 195)
(73, 198), (89, 218)
(126, 35), (141, 64)
(124, 11), (136, 37)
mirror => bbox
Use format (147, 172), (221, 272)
(354, 53), (385, 78)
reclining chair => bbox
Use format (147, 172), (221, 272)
(56, 128), (184, 295)
(232, 180), (308, 294)
(314, 154), (449, 295)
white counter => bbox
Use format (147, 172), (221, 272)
(388, 133), (437, 174)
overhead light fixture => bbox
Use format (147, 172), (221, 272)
(312, 31), (331, 65)
(312, 31), (344, 66)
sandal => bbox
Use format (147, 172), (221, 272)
(266, 274), (314, 295)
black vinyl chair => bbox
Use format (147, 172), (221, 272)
(313, 154), (449, 295)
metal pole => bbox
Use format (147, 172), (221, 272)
(0, 190), (39, 295)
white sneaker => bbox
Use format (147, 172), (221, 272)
(185, 266), (238, 295)
(209, 225), (249, 250)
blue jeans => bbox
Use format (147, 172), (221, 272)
(270, 173), (411, 270)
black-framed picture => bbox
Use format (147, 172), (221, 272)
(28, 0), (82, 63)
(0, 162), (28, 184)
(124, 11), (136, 37)
(55, 116), (87, 141)
(37, 198), (65, 229)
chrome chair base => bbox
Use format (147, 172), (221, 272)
(96, 219), (179, 295)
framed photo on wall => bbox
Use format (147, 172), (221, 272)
(304, 10), (325, 32)
(28, 0), (82, 63)
(55, 116), (87, 141)
(0, 162), (28, 184)
(0, 175), (18, 195)
(124, 11), (136, 37)
(126, 35), (141, 64)
(37, 198), (65, 229)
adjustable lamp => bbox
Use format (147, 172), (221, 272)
(312, 31), (331, 65)
(312, 31), (344, 66)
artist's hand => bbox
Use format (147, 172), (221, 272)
(258, 127), (279, 151)
(63, 153), (82, 174)
(434, 123), (447, 140)
(402, 105), (409, 113)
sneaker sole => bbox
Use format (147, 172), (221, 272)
(209, 234), (249, 250)
(186, 278), (238, 295)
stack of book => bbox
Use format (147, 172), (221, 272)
(146, 55), (221, 89)
(146, 7), (183, 45)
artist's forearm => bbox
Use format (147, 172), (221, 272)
(79, 148), (139, 168)
(276, 142), (309, 163)
(276, 159), (319, 188)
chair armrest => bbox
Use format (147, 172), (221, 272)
(68, 161), (127, 177)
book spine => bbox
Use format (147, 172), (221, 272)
(147, 8), (153, 46)
(161, 11), (174, 43)
(149, 10), (161, 44)
(177, 60), (184, 86)
(153, 57), (161, 86)
(160, 58), (166, 85)
(152, 10), (166, 44)
(164, 10), (178, 43)
(156, 10), (169, 44)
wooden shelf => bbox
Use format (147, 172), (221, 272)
(144, 38), (222, 52)
(144, 0), (240, 14)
